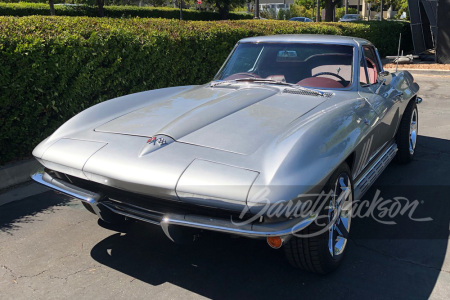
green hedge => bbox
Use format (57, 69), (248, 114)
(0, 3), (253, 20)
(0, 16), (412, 164)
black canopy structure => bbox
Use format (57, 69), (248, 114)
(408, 0), (450, 63)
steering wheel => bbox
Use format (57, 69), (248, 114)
(312, 72), (346, 82)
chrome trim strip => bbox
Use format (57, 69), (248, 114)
(31, 170), (101, 204)
(354, 142), (398, 199)
(161, 214), (316, 238)
(101, 202), (160, 226)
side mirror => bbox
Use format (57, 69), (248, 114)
(378, 70), (393, 85)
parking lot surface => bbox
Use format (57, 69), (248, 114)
(1, 72), (450, 300)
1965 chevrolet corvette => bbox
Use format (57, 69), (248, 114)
(32, 35), (421, 274)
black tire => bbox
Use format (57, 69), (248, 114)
(396, 100), (418, 164)
(284, 163), (353, 274)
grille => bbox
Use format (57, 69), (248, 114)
(48, 169), (255, 221)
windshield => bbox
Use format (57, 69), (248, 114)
(344, 15), (358, 19)
(214, 42), (354, 89)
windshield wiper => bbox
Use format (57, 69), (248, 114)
(237, 78), (325, 96)
(211, 77), (289, 87)
(234, 78), (290, 85)
(211, 78), (326, 97)
(210, 80), (236, 87)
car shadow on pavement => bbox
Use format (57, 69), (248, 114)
(0, 190), (71, 234)
(90, 135), (450, 299)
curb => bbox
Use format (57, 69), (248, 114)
(0, 159), (49, 206)
(0, 159), (40, 191)
(384, 68), (450, 76)
(0, 181), (49, 207)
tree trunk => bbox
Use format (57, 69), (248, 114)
(380, 0), (383, 21)
(218, 4), (229, 20)
(316, 0), (320, 21)
(49, 0), (55, 16)
(97, 0), (105, 17)
(324, 0), (338, 22)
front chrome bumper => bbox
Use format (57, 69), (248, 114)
(31, 169), (315, 238)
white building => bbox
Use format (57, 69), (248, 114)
(252, 0), (396, 20)
(257, 0), (294, 15)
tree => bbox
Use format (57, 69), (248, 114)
(290, 4), (314, 19)
(49, 0), (55, 16)
(75, 0), (106, 17)
(206, 0), (247, 19)
(395, 0), (409, 19)
(294, 0), (314, 9)
(97, 0), (105, 17)
(323, 0), (339, 21)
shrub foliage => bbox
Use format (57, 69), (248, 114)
(0, 16), (412, 164)
(0, 3), (253, 20)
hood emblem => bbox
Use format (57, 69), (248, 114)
(147, 136), (167, 146)
(139, 135), (174, 157)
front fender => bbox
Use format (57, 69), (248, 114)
(247, 96), (370, 213)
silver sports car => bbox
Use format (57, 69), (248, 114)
(32, 35), (421, 274)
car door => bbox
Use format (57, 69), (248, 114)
(357, 45), (399, 163)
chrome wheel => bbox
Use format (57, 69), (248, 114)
(328, 173), (352, 258)
(409, 108), (418, 154)
(284, 163), (352, 274)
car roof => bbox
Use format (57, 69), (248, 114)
(239, 34), (372, 47)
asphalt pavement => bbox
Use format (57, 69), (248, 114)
(1, 72), (450, 300)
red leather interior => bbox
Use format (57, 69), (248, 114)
(297, 77), (344, 88)
(361, 58), (378, 84)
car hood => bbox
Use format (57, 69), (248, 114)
(95, 85), (327, 155)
